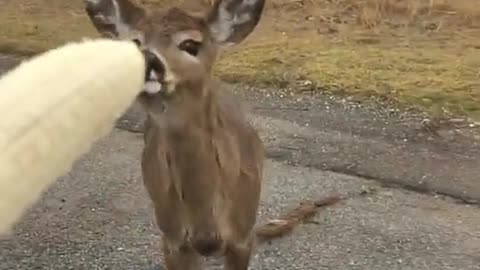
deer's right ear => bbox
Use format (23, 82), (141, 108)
(84, 0), (146, 41)
(207, 0), (265, 47)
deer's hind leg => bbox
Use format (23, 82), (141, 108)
(162, 238), (203, 270)
(224, 234), (255, 270)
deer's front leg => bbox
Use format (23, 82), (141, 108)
(224, 235), (255, 270)
(162, 238), (202, 270)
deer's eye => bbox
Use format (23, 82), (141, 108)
(178, 39), (201, 56)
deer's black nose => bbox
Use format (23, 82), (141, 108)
(143, 50), (165, 81)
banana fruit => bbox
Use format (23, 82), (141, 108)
(0, 39), (145, 235)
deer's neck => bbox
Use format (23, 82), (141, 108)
(166, 84), (219, 133)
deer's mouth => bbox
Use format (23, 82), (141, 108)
(143, 80), (162, 94)
(140, 49), (165, 96)
(140, 49), (178, 98)
(143, 75), (163, 95)
(141, 68), (169, 97)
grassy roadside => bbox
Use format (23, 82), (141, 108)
(217, 34), (480, 118)
(1, 0), (479, 120)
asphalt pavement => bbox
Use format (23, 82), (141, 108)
(0, 129), (478, 270)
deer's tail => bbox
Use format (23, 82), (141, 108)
(255, 195), (341, 244)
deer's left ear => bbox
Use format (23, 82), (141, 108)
(84, 0), (146, 40)
(207, 0), (265, 46)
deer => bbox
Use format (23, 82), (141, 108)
(83, 0), (340, 269)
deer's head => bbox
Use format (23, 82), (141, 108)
(84, 0), (265, 106)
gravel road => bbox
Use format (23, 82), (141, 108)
(1, 128), (479, 270)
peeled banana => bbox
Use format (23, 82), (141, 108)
(0, 39), (145, 235)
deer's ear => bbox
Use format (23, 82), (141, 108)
(207, 0), (265, 46)
(84, 0), (146, 40)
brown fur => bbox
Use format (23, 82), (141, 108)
(255, 196), (342, 244)
(84, 0), (340, 269)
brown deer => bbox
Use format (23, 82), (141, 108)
(84, 0), (340, 269)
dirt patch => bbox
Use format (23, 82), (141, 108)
(0, 0), (479, 119)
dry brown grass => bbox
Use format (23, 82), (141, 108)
(355, 0), (480, 27)
(271, 0), (480, 27)
(0, 0), (479, 119)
